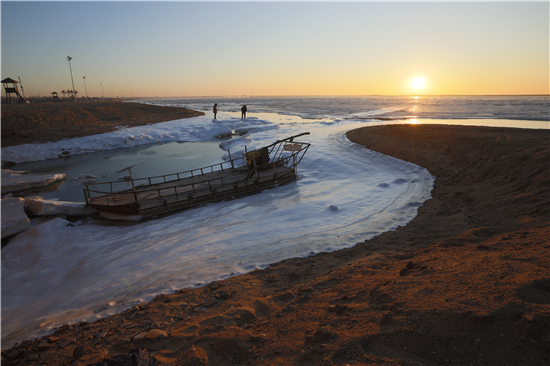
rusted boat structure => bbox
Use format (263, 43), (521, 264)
(84, 133), (311, 219)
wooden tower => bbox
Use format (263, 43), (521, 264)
(2, 77), (26, 104)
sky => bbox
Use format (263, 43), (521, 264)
(1, 1), (549, 98)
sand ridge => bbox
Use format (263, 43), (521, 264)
(1, 101), (204, 148)
(1, 116), (549, 365)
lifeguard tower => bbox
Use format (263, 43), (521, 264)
(2, 77), (26, 104)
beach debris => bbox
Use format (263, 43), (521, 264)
(184, 346), (208, 365)
(99, 348), (160, 366)
(217, 129), (232, 138)
(131, 331), (147, 340)
(146, 329), (168, 340)
(70, 173), (96, 184)
(134, 302), (148, 311)
(1, 197), (31, 238)
(215, 291), (232, 300)
(72, 346), (108, 365)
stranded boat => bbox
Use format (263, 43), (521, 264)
(84, 133), (311, 219)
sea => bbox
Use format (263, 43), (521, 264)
(2, 95), (548, 348)
(138, 95), (550, 123)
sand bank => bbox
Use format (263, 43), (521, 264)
(1, 101), (203, 148)
(2, 124), (549, 365)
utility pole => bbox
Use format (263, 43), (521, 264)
(101, 83), (104, 98)
(83, 76), (88, 100)
(67, 56), (76, 101)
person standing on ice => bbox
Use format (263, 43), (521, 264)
(241, 105), (247, 119)
(213, 103), (218, 119)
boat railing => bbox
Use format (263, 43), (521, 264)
(83, 134), (311, 207)
(85, 157), (241, 194)
(83, 154), (297, 208)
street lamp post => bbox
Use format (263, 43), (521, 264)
(83, 76), (88, 100)
(67, 56), (76, 101)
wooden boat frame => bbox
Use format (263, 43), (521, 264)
(84, 133), (311, 218)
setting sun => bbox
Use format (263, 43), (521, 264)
(411, 77), (426, 90)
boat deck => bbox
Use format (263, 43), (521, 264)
(88, 164), (295, 217)
(85, 132), (311, 219)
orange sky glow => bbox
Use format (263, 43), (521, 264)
(2, 2), (549, 98)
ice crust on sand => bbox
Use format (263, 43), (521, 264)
(1, 118), (233, 164)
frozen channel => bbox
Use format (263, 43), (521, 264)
(1, 111), (434, 347)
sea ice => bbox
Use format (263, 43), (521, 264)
(1, 197), (31, 238)
(24, 197), (98, 216)
(1, 169), (66, 193)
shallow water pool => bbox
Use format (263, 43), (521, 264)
(14, 140), (228, 202)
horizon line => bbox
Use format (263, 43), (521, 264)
(134, 94), (550, 99)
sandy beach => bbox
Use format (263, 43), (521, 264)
(1, 104), (549, 365)
(1, 101), (204, 148)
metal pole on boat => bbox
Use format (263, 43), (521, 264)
(228, 149), (234, 169)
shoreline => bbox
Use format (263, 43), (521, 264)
(2, 122), (548, 365)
